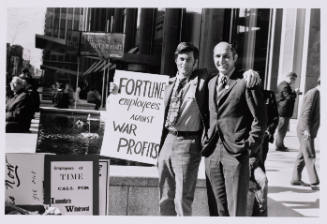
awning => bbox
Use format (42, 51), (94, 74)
(82, 60), (115, 76)
(41, 64), (77, 75)
(35, 34), (67, 50)
(82, 60), (102, 75)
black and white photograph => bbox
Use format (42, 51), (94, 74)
(1, 0), (326, 223)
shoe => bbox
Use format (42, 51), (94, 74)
(290, 180), (310, 186)
(276, 146), (288, 152)
(310, 184), (320, 191)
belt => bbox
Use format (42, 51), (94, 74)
(167, 129), (202, 137)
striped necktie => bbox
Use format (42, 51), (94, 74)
(216, 75), (227, 105)
(165, 78), (187, 127)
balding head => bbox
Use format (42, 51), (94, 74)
(213, 42), (238, 76)
(213, 42), (237, 58)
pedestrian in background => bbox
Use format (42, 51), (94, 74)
(6, 76), (34, 133)
(64, 83), (75, 105)
(87, 86), (102, 110)
(202, 42), (266, 216)
(275, 72), (301, 151)
(291, 79), (320, 190)
(53, 82), (70, 108)
(19, 68), (40, 116)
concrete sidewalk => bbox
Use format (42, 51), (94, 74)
(265, 119), (320, 217)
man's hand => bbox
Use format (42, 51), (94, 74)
(243, 69), (261, 88)
(303, 130), (311, 139)
(294, 88), (302, 95)
(109, 82), (119, 94)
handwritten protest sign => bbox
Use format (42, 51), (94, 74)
(5, 153), (46, 205)
(101, 70), (169, 165)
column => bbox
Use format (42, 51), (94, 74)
(266, 9), (283, 91)
(127, 8), (156, 72)
(160, 8), (183, 76)
(123, 8), (137, 53)
(198, 9), (226, 74)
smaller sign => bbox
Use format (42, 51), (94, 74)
(81, 32), (125, 59)
(44, 155), (99, 215)
(5, 154), (110, 215)
(99, 159), (110, 215)
(5, 153), (47, 205)
(49, 161), (94, 215)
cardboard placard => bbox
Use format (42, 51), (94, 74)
(5, 153), (47, 205)
(101, 70), (169, 165)
(44, 155), (99, 215)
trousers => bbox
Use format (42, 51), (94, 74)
(291, 132), (319, 185)
(275, 116), (290, 149)
(205, 141), (249, 216)
(247, 167), (268, 216)
(157, 133), (201, 216)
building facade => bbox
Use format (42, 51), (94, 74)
(36, 8), (320, 116)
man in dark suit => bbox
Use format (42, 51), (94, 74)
(202, 42), (266, 216)
(275, 72), (301, 151)
(6, 76), (34, 133)
(291, 79), (320, 190)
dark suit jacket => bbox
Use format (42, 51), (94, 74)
(264, 90), (279, 136)
(202, 71), (266, 157)
(159, 69), (211, 152)
(276, 81), (297, 117)
(297, 87), (320, 138)
(6, 90), (34, 132)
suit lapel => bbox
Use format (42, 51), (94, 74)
(209, 75), (219, 114)
(164, 77), (176, 110)
(193, 75), (200, 104)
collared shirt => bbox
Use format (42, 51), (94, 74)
(218, 74), (228, 89)
(167, 73), (202, 132)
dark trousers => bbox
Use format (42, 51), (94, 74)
(205, 141), (249, 216)
(205, 173), (219, 216)
(291, 133), (319, 185)
(275, 116), (290, 149)
(158, 133), (201, 216)
(248, 135), (269, 216)
(248, 167), (268, 216)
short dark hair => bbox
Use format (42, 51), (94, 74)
(22, 68), (30, 74)
(286, 72), (297, 78)
(19, 72), (32, 83)
(174, 42), (199, 60)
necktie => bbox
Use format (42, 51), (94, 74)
(218, 75), (227, 92)
(216, 75), (227, 105)
(175, 78), (187, 96)
(165, 78), (187, 127)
